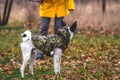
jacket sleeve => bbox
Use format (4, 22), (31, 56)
(67, 0), (75, 10)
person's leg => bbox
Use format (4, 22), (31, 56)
(40, 17), (51, 35)
(54, 17), (64, 34)
(37, 17), (50, 59)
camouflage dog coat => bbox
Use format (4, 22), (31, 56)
(32, 27), (70, 56)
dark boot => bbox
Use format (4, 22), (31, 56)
(36, 51), (44, 60)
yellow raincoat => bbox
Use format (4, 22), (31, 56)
(40, 0), (75, 18)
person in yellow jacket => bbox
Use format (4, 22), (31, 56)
(35, 0), (75, 59)
(39, 0), (75, 35)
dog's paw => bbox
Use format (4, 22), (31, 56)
(55, 72), (60, 76)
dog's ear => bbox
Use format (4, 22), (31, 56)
(61, 21), (66, 27)
(70, 21), (77, 32)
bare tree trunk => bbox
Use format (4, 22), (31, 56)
(2, 0), (13, 26)
(0, 5), (1, 26)
(0, 11), (1, 26)
(2, 0), (9, 25)
(102, 0), (106, 14)
(4, 0), (13, 24)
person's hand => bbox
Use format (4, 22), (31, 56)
(37, 0), (43, 4)
(29, 0), (43, 4)
(68, 9), (74, 11)
(69, 9), (74, 15)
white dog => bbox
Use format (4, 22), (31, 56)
(20, 21), (77, 78)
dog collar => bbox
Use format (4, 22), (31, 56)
(22, 39), (30, 42)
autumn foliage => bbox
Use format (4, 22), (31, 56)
(0, 23), (120, 79)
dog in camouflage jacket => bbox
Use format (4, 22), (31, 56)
(20, 21), (77, 78)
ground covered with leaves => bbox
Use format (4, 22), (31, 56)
(0, 24), (120, 80)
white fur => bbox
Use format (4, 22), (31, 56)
(20, 30), (35, 78)
(68, 27), (74, 40)
(21, 30), (32, 42)
(20, 28), (74, 78)
(53, 48), (62, 74)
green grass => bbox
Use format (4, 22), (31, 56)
(0, 23), (120, 80)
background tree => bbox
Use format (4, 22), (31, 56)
(0, 0), (13, 26)
(102, 0), (106, 14)
(0, 11), (1, 25)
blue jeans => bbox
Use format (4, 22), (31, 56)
(40, 17), (64, 35)
(37, 17), (63, 59)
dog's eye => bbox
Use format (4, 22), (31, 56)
(23, 34), (27, 37)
